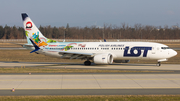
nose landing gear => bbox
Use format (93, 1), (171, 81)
(156, 62), (161, 67)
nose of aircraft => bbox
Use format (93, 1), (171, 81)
(171, 49), (177, 57)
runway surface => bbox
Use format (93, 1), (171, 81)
(1, 74), (180, 89)
(1, 62), (180, 95)
(1, 61), (180, 72)
(1, 74), (180, 95)
(1, 89), (180, 96)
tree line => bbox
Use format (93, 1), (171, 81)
(0, 23), (180, 39)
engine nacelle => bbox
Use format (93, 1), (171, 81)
(113, 60), (130, 63)
(93, 53), (113, 64)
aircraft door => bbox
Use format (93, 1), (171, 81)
(152, 46), (156, 54)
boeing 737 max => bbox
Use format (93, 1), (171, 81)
(21, 13), (177, 66)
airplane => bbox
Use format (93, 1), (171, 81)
(21, 13), (177, 66)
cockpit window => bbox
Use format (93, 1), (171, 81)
(161, 47), (170, 49)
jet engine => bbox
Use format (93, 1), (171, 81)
(113, 60), (130, 63)
(93, 53), (113, 64)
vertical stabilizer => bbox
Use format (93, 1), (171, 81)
(21, 13), (57, 47)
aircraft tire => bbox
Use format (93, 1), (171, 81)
(84, 61), (91, 66)
(157, 62), (161, 67)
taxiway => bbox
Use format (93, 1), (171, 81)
(1, 62), (180, 95)
(1, 74), (180, 95)
(1, 61), (180, 73)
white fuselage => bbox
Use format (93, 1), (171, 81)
(25, 41), (177, 62)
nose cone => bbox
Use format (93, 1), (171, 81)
(171, 50), (177, 57)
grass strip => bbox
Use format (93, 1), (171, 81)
(0, 67), (172, 73)
(0, 95), (180, 101)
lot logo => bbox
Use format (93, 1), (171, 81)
(26, 21), (32, 30)
(123, 46), (152, 57)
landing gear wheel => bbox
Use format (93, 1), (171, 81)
(84, 61), (91, 66)
(157, 62), (161, 67)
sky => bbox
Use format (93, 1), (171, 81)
(0, 0), (180, 28)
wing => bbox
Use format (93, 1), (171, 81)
(5, 42), (24, 47)
(45, 50), (94, 59)
(5, 42), (33, 47)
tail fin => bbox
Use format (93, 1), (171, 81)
(21, 13), (57, 47)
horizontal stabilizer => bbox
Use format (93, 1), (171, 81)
(29, 38), (40, 53)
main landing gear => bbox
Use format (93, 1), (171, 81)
(84, 61), (91, 66)
(156, 62), (161, 67)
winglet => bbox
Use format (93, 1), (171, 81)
(21, 13), (28, 21)
(29, 38), (40, 53)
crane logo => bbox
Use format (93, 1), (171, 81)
(26, 21), (32, 30)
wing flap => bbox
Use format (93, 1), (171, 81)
(58, 51), (94, 56)
(45, 50), (94, 59)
